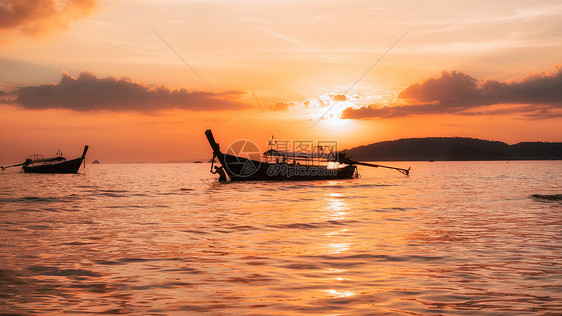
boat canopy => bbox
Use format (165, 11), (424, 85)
(263, 149), (338, 161)
(28, 156), (66, 164)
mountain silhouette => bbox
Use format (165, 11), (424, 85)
(345, 137), (562, 161)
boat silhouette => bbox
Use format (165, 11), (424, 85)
(206, 129), (408, 182)
(1, 146), (89, 174)
(206, 130), (356, 181)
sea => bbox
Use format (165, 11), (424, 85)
(0, 161), (560, 315)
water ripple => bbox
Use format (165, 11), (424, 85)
(0, 162), (560, 314)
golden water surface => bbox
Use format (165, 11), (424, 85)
(1, 161), (561, 314)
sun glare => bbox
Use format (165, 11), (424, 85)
(311, 105), (354, 131)
(323, 115), (352, 129)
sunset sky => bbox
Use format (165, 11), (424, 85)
(1, 0), (561, 163)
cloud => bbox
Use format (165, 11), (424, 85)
(298, 93), (359, 110)
(399, 67), (562, 107)
(399, 71), (481, 107)
(0, 0), (97, 38)
(328, 93), (349, 102)
(342, 66), (562, 119)
(271, 102), (293, 111)
(14, 71), (251, 112)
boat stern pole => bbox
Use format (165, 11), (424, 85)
(339, 157), (410, 176)
(355, 161), (410, 176)
(1, 161), (28, 171)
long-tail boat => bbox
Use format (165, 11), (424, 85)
(205, 129), (408, 182)
(1, 146), (89, 174)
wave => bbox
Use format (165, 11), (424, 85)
(268, 220), (350, 230)
(27, 265), (101, 277)
(0, 196), (64, 203)
(531, 194), (562, 201)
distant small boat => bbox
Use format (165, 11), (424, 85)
(193, 160), (203, 163)
(205, 129), (409, 182)
(1, 146), (89, 174)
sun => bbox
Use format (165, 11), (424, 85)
(323, 115), (352, 129)
(308, 107), (355, 138)
(312, 100), (352, 123)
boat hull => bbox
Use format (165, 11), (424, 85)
(22, 157), (85, 174)
(218, 153), (356, 181)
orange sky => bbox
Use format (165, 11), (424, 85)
(1, 0), (561, 163)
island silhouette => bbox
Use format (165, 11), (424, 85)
(345, 137), (562, 161)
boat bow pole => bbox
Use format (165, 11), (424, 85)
(205, 129), (225, 173)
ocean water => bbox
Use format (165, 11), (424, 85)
(0, 161), (560, 315)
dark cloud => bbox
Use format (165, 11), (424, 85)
(342, 103), (560, 120)
(0, 88), (16, 104)
(342, 103), (445, 119)
(329, 93), (348, 102)
(342, 66), (562, 119)
(399, 71), (482, 107)
(0, 0), (97, 38)
(14, 71), (251, 112)
(460, 105), (562, 120)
